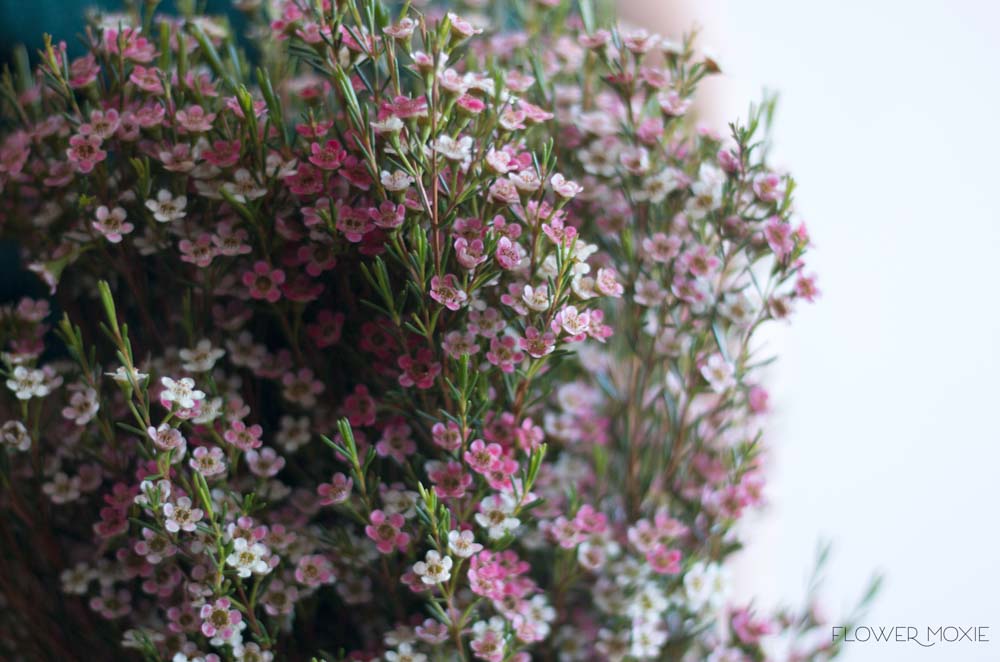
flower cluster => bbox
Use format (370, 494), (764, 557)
(0, 1), (874, 660)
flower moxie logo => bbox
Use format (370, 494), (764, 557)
(834, 625), (991, 648)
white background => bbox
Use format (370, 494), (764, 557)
(622, 1), (1000, 659)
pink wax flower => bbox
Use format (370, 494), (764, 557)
(317, 473), (353, 505)
(309, 139), (347, 170)
(365, 510), (410, 554)
(199, 597), (242, 640)
(430, 274), (468, 311)
(763, 215), (795, 260)
(398, 350), (442, 390)
(67, 134), (107, 173)
(91, 206), (133, 244)
(243, 261), (286, 302)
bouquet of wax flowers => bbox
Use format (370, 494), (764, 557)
(0, 0), (874, 660)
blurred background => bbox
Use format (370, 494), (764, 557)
(620, 0), (1000, 660)
(2, 0), (998, 659)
